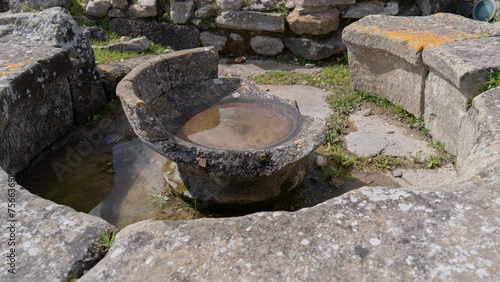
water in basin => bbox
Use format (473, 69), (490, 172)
(181, 103), (297, 151)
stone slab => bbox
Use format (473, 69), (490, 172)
(110, 18), (200, 51)
(423, 37), (500, 94)
(256, 84), (331, 119)
(343, 14), (496, 66)
(346, 45), (427, 116)
(284, 30), (345, 61)
(343, 1), (399, 18)
(423, 71), (469, 154)
(386, 168), (457, 190)
(295, 0), (356, 6)
(216, 11), (285, 33)
(0, 43), (73, 174)
(0, 168), (117, 282)
(80, 178), (500, 281)
(458, 87), (500, 183)
(345, 111), (437, 157)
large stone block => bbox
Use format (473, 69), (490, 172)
(284, 30), (345, 61)
(457, 87), (500, 182)
(80, 178), (500, 280)
(346, 45), (427, 116)
(86, 0), (112, 17)
(216, 11), (285, 33)
(295, 0), (355, 6)
(200, 31), (228, 52)
(343, 1), (398, 18)
(343, 13), (497, 117)
(0, 44), (73, 174)
(0, 168), (117, 281)
(110, 18), (200, 51)
(250, 35), (284, 56)
(129, 0), (158, 17)
(170, 0), (194, 23)
(9, 0), (68, 13)
(422, 37), (500, 154)
(287, 6), (340, 35)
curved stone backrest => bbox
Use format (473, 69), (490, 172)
(116, 47), (219, 143)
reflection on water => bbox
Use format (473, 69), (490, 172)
(89, 139), (166, 229)
(18, 137), (166, 229)
(181, 103), (297, 151)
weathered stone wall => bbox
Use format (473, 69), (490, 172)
(53, 0), (472, 60)
(0, 8), (106, 173)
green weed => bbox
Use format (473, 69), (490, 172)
(426, 155), (441, 168)
(480, 70), (500, 93)
(152, 193), (170, 207)
(99, 230), (116, 248)
(85, 114), (100, 126)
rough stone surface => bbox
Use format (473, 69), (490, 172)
(82, 25), (110, 42)
(95, 37), (150, 53)
(111, 0), (128, 10)
(200, 31), (227, 52)
(250, 35), (284, 55)
(216, 0), (244, 10)
(295, 0), (355, 6)
(108, 7), (126, 17)
(98, 54), (160, 99)
(342, 13), (496, 117)
(0, 44), (73, 174)
(287, 6), (340, 35)
(0, 8), (106, 172)
(457, 87), (500, 182)
(195, 3), (217, 18)
(0, 168), (117, 282)
(80, 178), (500, 281)
(417, 0), (454, 15)
(170, 0), (193, 23)
(422, 37), (500, 154)
(345, 111), (437, 157)
(86, 0), (112, 17)
(343, 14), (496, 66)
(9, 0), (68, 13)
(216, 11), (285, 33)
(11, 7), (106, 124)
(110, 18), (200, 50)
(256, 84), (331, 119)
(129, 0), (158, 17)
(284, 30), (345, 61)
(343, 1), (399, 18)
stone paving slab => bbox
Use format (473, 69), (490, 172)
(256, 84), (331, 119)
(80, 178), (500, 281)
(345, 110), (437, 158)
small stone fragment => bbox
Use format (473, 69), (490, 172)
(362, 108), (373, 116)
(393, 169), (403, 178)
(329, 178), (345, 187)
(305, 63), (316, 68)
(315, 155), (327, 167)
(227, 56), (246, 64)
(198, 158), (207, 167)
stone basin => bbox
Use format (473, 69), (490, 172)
(116, 47), (327, 210)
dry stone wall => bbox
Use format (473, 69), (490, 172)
(0, 0), (469, 61)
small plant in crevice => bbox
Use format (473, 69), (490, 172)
(480, 70), (500, 93)
(426, 155), (441, 168)
(104, 99), (118, 110)
(430, 138), (445, 153)
(152, 192), (170, 207)
(99, 229), (116, 249)
(85, 114), (100, 126)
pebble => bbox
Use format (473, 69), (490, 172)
(362, 108), (373, 116)
(329, 178), (346, 187)
(315, 155), (328, 167)
(305, 63), (316, 69)
(393, 169), (403, 178)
